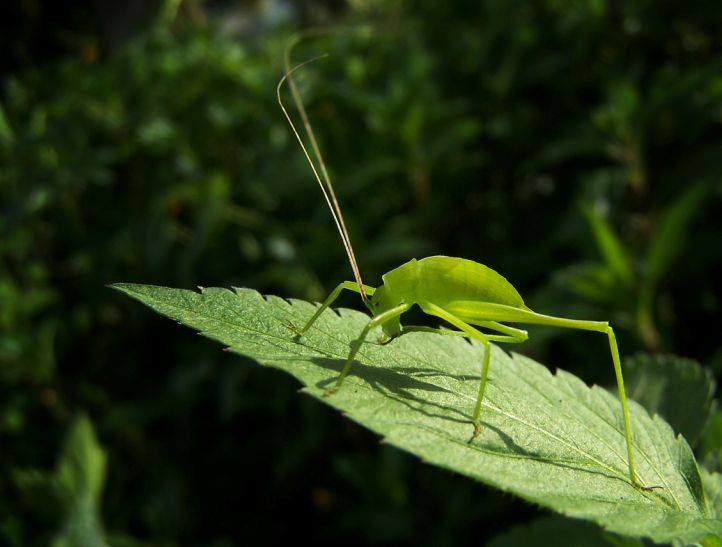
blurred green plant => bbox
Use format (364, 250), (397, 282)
(13, 415), (108, 547)
(1, 0), (721, 544)
(561, 184), (711, 351)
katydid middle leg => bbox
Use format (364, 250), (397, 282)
(419, 302), (526, 437)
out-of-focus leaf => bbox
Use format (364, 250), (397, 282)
(700, 409), (722, 473)
(624, 354), (714, 446)
(702, 470), (722, 524)
(701, 534), (722, 547)
(644, 184), (709, 290)
(54, 415), (107, 507)
(13, 416), (108, 547)
(489, 515), (641, 547)
(52, 415), (107, 547)
(580, 201), (633, 288)
(12, 469), (62, 519)
(0, 103), (13, 145)
(557, 262), (623, 305)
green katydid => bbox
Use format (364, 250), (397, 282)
(277, 39), (651, 490)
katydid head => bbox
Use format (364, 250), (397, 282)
(370, 285), (403, 337)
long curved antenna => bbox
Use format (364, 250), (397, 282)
(277, 35), (369, 306)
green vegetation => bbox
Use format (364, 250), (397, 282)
(113, 283), (720, 544)
(2, 1), (722, 545)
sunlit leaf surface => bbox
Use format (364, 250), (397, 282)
(113, 283), (722, 544)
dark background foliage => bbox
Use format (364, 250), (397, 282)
(1, 0), (721, 545)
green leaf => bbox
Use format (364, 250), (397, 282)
(55, 415), (107, 506)
(699, 472), (722, 547)
(636, 185), (708, 350)
(644, 184), (708, 290)
(624, 354), (715, 446)
(700, 409), (722, 473)
(488, 515), (641, 547)
(701, 535), (722, 547)
(0, 103), (13, 146)
(52, 415), (107, 547)
(112, 283), (721, 544)
(556, 262), (627, 305)
(701, 469), (722, 521)
(580, 201), (634, 288)
(13, 415), (108, 547)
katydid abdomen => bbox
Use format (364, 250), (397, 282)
(379, 256), (525, 307)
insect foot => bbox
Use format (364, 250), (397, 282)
(323, 386), (339, 398)
(636, 482), (663, 492)
(467, 420), (481, 443)
(285, 320), (303, 338)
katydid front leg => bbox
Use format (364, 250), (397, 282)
(324, 303), (411, 397)
(287, 280), (375, 336)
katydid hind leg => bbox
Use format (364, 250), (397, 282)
(377, 323), (507, 346)
(400, 325), (525, 344)
(504, 315), (648, 489)
(529, 318), (647, 489)
(604, 325), (651, 489)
